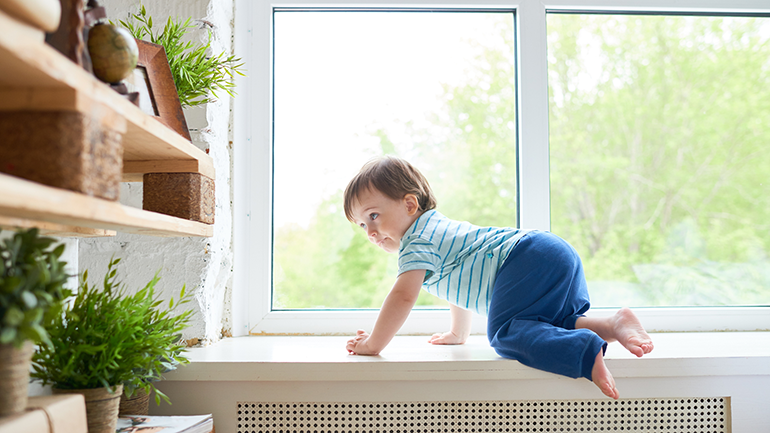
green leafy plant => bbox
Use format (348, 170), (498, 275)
(0, 228), (70, 348)
(32, 258), (193, 404)
(117, 5), (245, 107)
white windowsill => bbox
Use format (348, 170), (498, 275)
(164, 332), (770, 382)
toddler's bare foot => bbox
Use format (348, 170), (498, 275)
(612, 307), (654, 357)
(592, 352), (619, 399)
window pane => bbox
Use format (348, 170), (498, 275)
(547, 14), (770, 306)
(273, 11), (516, 309)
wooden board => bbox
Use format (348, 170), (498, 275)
(122, 160), (213, 182)
(0, 215), (116, 237)
(0, 0), (60, 32)
(0, 173), (213, 237)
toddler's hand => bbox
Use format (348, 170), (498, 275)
(428, 331), (467, 345)
(346, 329), (379, 355)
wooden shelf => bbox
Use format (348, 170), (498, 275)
(0, 173), (213, 237)
(0, 11), (215, 237)
(0, 12), (214, 180)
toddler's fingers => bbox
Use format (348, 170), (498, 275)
(428, 333), (447, 344)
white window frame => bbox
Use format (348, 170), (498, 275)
(232, 0), (770, 337)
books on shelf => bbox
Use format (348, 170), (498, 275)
(116, 414), (213, 433)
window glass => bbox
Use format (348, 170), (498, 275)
(547, 14), (770, 306)
(273, 11), (516, 309)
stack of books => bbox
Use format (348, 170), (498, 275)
(116, 414), (213, 433)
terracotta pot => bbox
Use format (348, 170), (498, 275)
(0, 341), (35, 416)
(119, 387), (150, 416)
(54, 384), (123, 433)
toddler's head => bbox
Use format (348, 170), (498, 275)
(344, 155), (437, 222)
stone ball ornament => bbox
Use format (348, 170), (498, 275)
(87, 23), (139, 84)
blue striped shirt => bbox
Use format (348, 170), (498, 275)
(397, 210), (529, 315)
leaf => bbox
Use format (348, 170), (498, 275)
(21, 291), (38, 308)
(30, 324), (51, 347)
(0, 276), (21, 294)
(3, 306), (24, 326)
(0, 327), (16, 345)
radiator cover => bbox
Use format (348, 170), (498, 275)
(237, 397), (730, 432)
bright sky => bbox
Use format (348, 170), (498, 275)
(273, 12), (513, 228)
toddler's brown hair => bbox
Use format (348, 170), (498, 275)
(344, 155), (437, 222)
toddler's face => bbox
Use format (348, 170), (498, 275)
(350, 188), (419, 254)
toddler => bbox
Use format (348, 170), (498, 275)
(343, 155), (653, 399)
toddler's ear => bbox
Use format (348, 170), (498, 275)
(404, 194), (419, 215)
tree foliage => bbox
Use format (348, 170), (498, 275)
(274, 14), (769, 308)
(547, 15), (770, 305)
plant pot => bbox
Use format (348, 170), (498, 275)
(119, 387), (150, 416)
(53, 384), (123, 433)
(0, 341), (35, 416)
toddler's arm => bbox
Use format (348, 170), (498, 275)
(346, 269), (424, 355)
(428, 303), (473, 345)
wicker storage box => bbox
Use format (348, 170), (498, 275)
(143, 172), (215, 224)
(0, 110), (123, 201)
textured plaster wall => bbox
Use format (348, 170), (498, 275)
(78, 0), (235, 345)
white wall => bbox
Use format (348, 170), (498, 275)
(78, 0), (235, 345)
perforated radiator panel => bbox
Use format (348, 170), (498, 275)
(237, 397), (730, 432)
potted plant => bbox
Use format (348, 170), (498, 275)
(119, 276), (193, 416)
(31, 258), (192, 433)
(0, 228), (70, 416)
(119, 344), (188, 416)
(118, 5), (245, 107)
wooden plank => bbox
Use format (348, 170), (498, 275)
(0, 88), (126, 132)
(122, 160), (212, 182)
(0, 173), (213, 237)
(0, 215), (116, 237)
(0, 0), (61, 32)
(0, 9), (44, 53)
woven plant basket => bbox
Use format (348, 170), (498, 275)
(0, 341), (35, 416)
(54, 384), (123, 433)
(119, 387), (150, 416)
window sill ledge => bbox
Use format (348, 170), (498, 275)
(165, 332), (770, 382)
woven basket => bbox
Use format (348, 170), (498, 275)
(119, 387), (150, 416)
(0, 341), (35, 416)
(54, 384), (123, 433)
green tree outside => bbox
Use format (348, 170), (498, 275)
(548, 14), (770, 306)
(273, 13), (769, 309)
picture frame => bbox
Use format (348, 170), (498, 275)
(125, 39), (191, 142)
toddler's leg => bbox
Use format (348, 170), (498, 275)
(488, 231), (619, 398)
(488, 318), (607, 382)
(575, 308), (654, 358)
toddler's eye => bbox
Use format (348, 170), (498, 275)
(370, 213), (379, 221)
(359, 223), (366, 229)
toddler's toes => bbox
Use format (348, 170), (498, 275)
(592, 352), (619, 400)
(601, 381), (619, 400)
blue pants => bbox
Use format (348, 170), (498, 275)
(487, 231), (606, 380)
